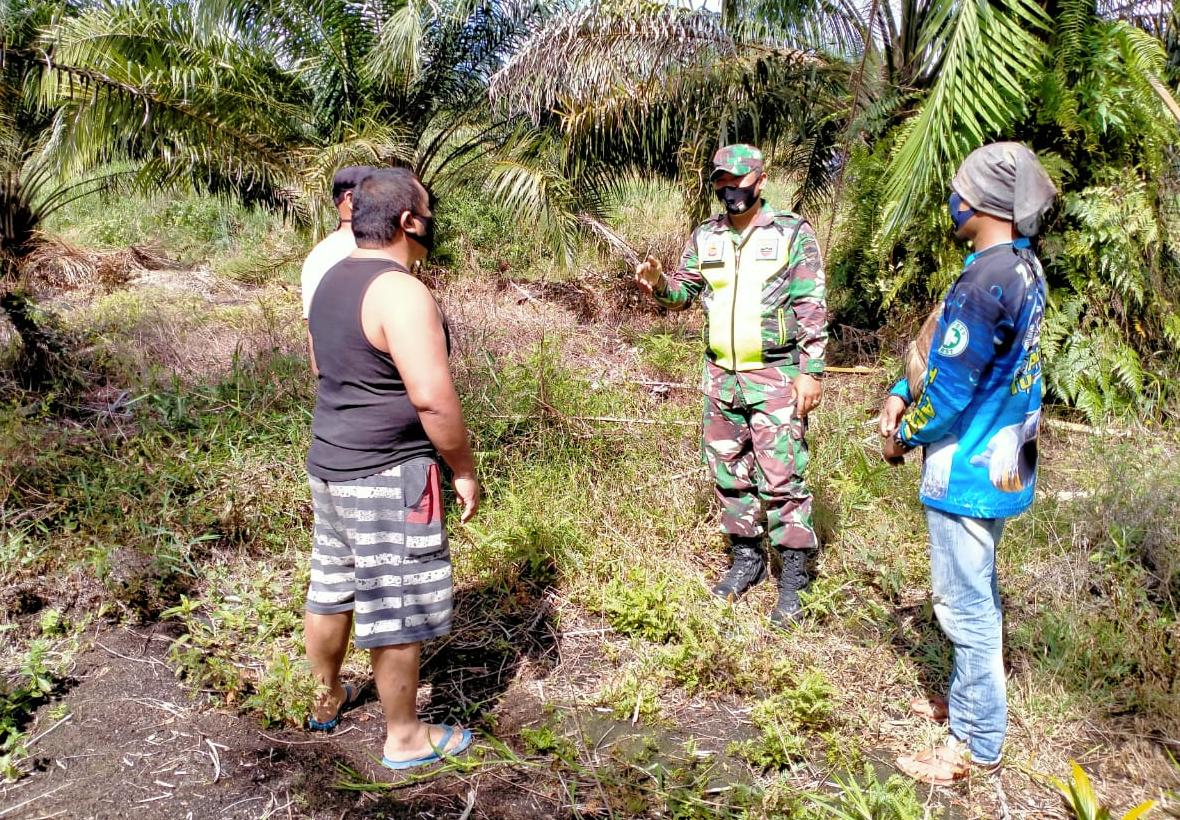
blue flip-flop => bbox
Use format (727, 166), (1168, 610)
(381, 725), (474, 770)
(306, 683), (359, 731)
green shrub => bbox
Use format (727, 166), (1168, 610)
(1084, 450), (1180, 614)
(595, 670), (666, 721)
(0, 638), (77, 781)
(634, 328), (700, 384)
(46, 180), (305, 282)
(729, 670), (837, 770)
(164, 571), (309, 724)
(805, 763), (931, 820)
(519, 723), (578, 761)
(771, 669), (836, 730)
(729, 711), (806, 771)
(601, 571), (686, 644)
(1009, 441), (1180, 718)
(433, 184), (545, 276)
(242, 652), (318, 728)
(1049, 761), (1157, 820)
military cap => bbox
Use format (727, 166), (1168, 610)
(710, 144), (765, 180)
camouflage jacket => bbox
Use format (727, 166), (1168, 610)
(653, 203), (828, 393)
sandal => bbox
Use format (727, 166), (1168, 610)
(382, 725), (473, 770)
(306, 683), (360, 732)
(909, 695), (949, 723)
(896, 741), (999, 785)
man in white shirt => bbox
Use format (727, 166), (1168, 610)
(301, 166), (374, 318)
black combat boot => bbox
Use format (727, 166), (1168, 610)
(711, 536), (768, 601)
(770, 548), (810, 628)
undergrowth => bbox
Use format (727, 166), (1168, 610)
(0, 623), (87, 781)
(0, 272), (1176, 813)
(45, 181), (305, 283)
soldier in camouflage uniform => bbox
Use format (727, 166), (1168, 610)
(635, 144), (828, 627)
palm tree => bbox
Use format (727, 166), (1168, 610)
(25, 0), (577, 246)
(0, 0), (146, 386)
(491, 1), (853, 224)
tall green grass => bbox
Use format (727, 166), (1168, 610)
(45, 181), (308, 283)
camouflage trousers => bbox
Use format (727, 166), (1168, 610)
(701, 386), (817, 551)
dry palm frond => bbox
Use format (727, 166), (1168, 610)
(492, 6), (741, 120)
(490, 4), (847, 219)
(20, 234), (175, 293)
(576, 214), (641, 269)
(18, 235), (94, 291)
(491, 5), (822, 123)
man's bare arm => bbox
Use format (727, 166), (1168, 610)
(365, 275), (479, 521)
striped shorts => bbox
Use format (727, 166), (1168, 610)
(305, 457), (452, 649)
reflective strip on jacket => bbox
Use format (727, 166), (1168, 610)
(652, 202), (828, 377)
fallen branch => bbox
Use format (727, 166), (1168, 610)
(95, 640), (164, 666)
(826, 366), (883, 374)
(458, 788), (477, 820)
(0, 785), (69, 818)
(576, 214), (641, 268)
(509, 282), (541, 305)
(205, 737), (222, 783)
(490, 413), (696, 427)
(26, 715), (73, 750)
(1045, 419), (1135, 438)
(580, 369), (883, 393)
(256, 726), (357, 745)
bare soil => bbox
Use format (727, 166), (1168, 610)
(0, 626), (567, 819)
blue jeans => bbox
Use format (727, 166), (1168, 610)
(927, 507), (1007, 765)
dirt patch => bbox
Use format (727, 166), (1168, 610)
(1, 627), (576, 819)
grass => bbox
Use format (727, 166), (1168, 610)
(0, 615), (90, 780)
(1, 181), (1178, 813)
(45, 179), (308, 284)
(798, 764), (932, 819)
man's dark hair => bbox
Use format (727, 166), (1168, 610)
(331, 165), (376, 205)
(350, 167), (427, 248)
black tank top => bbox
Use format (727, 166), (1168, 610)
(306, 257), (446, 481)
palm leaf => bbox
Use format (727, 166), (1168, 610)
(32, 0), (307, 200)
(878, 0), (1049, 238)
(492, 4), (847, 218)
(1122, 801), (1158, 820)
(365, 0), (425, 90)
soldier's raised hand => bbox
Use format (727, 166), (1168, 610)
(635, 255), (664, 295)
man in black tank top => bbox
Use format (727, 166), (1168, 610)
(303, 168), (479, 768)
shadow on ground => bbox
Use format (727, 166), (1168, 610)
(420, 535), (560, 729)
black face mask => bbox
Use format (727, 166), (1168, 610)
(716, 184), (759, 215)
(404, 213), (435, 256)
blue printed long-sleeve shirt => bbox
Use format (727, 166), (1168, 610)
(894, 238), (1047, 519)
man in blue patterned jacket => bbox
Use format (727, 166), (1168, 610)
(879, 142), (1056, 784)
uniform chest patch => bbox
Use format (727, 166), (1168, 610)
(938, 320), (970, 357)
(755, 239), (779, 260)
(701, 241), (725, 263)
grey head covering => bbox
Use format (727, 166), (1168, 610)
(952, 142), (1057, 237)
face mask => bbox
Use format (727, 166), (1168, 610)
(716, 184), (759, 215)
(405, 213), (435, 256)
(948, 192), (976, 232)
